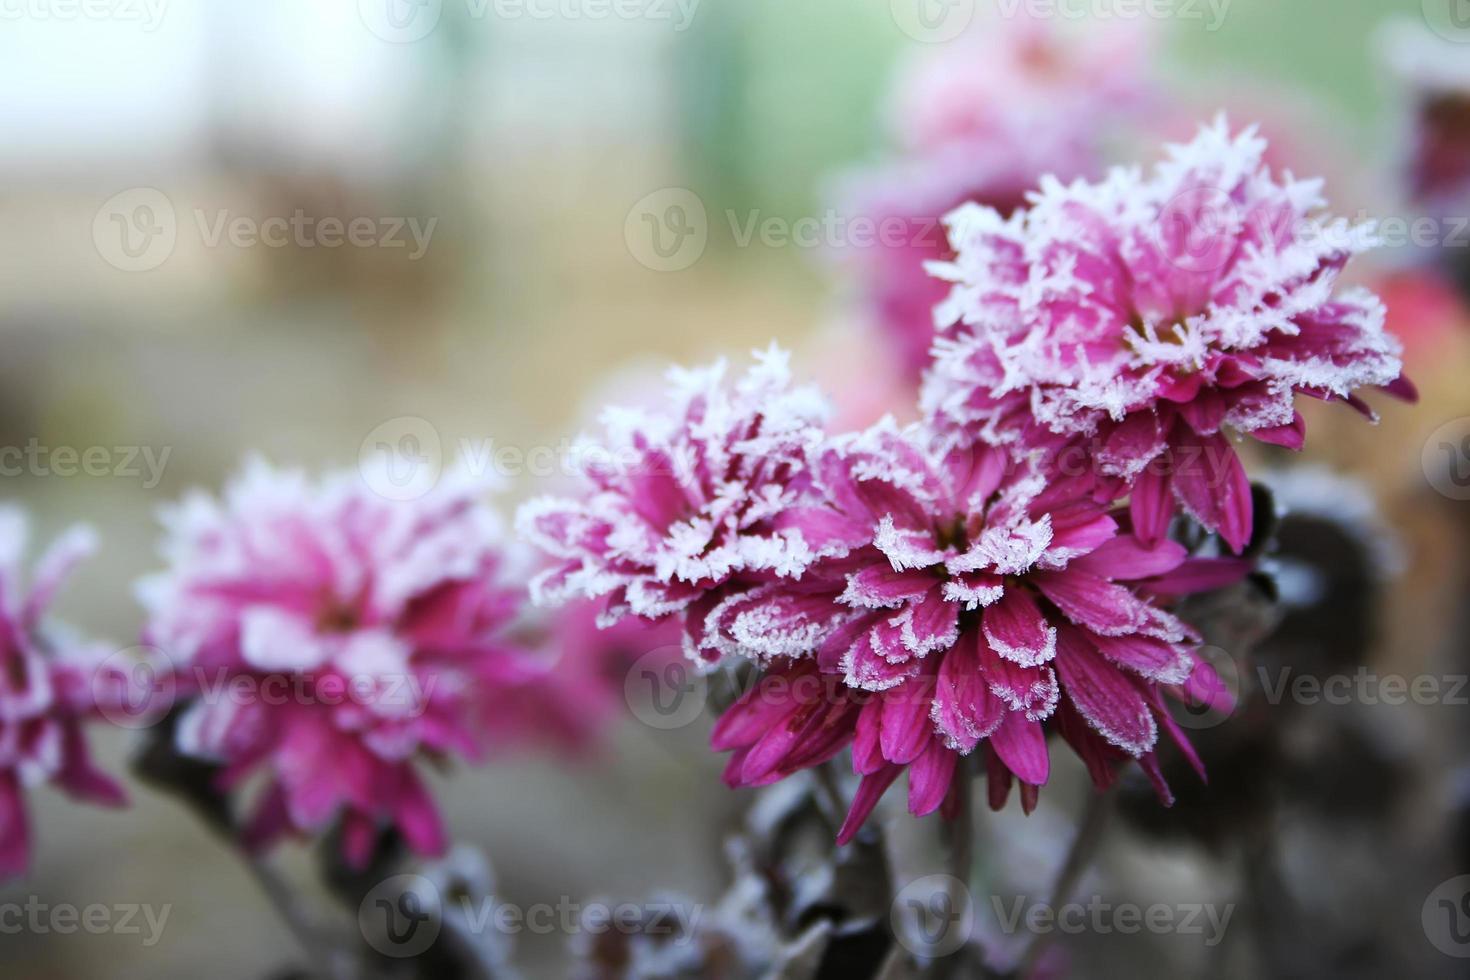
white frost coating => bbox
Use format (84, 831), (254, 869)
(922, 118), (1405, 459)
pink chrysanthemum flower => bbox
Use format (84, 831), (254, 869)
(840, 19), (1157, 379)
(139, 460), (548, 866)
(922, 120), (1414, 552)
(0, 510), (127, 878)
(700, 422), (1240, 843)
(518, 346), (829, 641)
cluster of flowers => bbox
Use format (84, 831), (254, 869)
(1, 461), (640, 877)
(2, 56), (1432, 880)
(522, 121), (1412, 842)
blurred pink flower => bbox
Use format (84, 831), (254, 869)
(521, 597), (685, 749)
(702, 423), (1240, 843)
(139, 460), (549, 867)
(838, 19), (1159, 379)
(1380, 20), (1470, 214)
(1375, 266), (1469, 364)
(923, 120), (1412, 553)
(0, 511), (126, 878)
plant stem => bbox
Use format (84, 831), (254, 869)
(934, 756), (975, 979)
(244, 853), (361, 980)
(1013, 785), (1116, 978)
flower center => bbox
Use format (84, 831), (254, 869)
(315, 600), (360, 634)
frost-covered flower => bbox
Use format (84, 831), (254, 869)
(0, 510), (126, 878)
(518, 346), (829, 635)
(923, 121), (1413, 552)
(840, 19), (1158, 380)
(139, 460), (548, 866)
(702, 422), (1241, 843)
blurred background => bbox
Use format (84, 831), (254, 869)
(3, 0), (1470, 976)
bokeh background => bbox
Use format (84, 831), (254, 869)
(3, 0), (1470, 976)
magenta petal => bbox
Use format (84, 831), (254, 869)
(240, 780), (292, 855)
(739, 700), (820, 783)
(393, 772), (447, 860)
(837, 765), (903, 845)
(988, 713), (1049, 786)
(1071, 535), (1187, 580)
(908, 738), (958, 816)
(1129, 466), (1173, 546)
(977, 632), (1060, 720)
(852, 700), (887, 775)
(54, 723), (127, 807)
(982, 588), (1057, 667)
(1182, 660), (1235, 716)
(903, 589), (960, 656)
(1170, 430), (1252, 553)
(843, 629), (921, 691)
(1251, 412), (1305, 450)
(340, 811), (381, 870)
(1090, 632), (1191, 684)
(1175, 388), (1229, 435)
(1155, 704), (1207, 782)
(1053, 628), (1157, 756)
(1143, 557), (1253, 596)
(0, 774), (30, 878)
(879, 683), (936, 765)
(772, 506), (870, 554)
(932, 637), (1004, 752)
(1034, 569), (1151, 636)
(1100, 412), (1165, 475)
(841, 564), (935, 609)
(711, 671), (797, 751)
(1381, 374), (1418, 403)
(1046, 512), (1119, 555)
